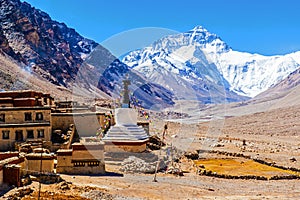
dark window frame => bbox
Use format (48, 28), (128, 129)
(37, 129), (44, 138)
(2, 130), (9, 139)
(36, 112), (43, 121)
(73, 162), (85, 167)
(27, 130), (34, 139)
(0, 113), (5, 122)
(15, 130), (24, 142)
(88, 161), (100, 167)
(24, 112), (32, 121)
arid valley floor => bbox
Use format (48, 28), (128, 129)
(2, 100), (300, 199)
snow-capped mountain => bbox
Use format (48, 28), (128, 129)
(122, 26), (246, 103)
(206, 49), (300, 97)
(122, 26), (300, 99)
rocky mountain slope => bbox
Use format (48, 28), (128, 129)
(84, 46), (175, 109)
(250, 66), (300, 110)
(0, 0), (174, 108)
(122, 26), (300, 98)
(1, 0), (299, 108)
(0, 0), (99, 86)
(0, 51), (80, 99)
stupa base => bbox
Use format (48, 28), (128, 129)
(104, 140), (148, 153)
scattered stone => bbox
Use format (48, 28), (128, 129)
(199, 164), (205, 169)
(120, 156), (167, 174)
(21, 176), (32, 186)
(290, 157), (297, 162)
(166, 166), (183, 176)
(58, 181), (71, 190)
(147, 135), (165, 150)
(81, 190), (113, 200)
(242, 139), (246, 146)
(5, 186), (33, 199)
(184, 151), (199, 160)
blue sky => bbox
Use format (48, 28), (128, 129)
(23, 0), (300, 56)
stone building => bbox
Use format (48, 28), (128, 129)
(51, 112), (109, 138)
(56, 138), (105, 175)
(0, 90), (53, 151)
(0, 152), (25, 187)
(24, 150), (55, 175)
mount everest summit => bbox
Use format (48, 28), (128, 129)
(122, 26), (300, 101)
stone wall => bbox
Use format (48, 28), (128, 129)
(56, 142), (105, 175)
(3, 165), (21, 187)
(51, 112), (106, 137)
(24, 154), (55, 175)
(0, 107), (51, 151)
(0, 152), (19, 160)
(56, 164), (105, 175)
(0, 126), (51, 151)
(56, 150), (72, 168)
(0, 108), (51, 124)
(0, 155), (25, 186)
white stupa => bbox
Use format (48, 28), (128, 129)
(102, 78), (149, 152)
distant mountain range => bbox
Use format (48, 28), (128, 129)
(0, 0), (300, 108)
(122, 26), (300, 99)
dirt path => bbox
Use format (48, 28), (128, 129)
(57, 171), (300, 200)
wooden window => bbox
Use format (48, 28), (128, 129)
(73, 162), (85, 167)
(2, 130), (9, 139)
(0, 113), (5, 122)
(37, 129), (44, 138)
(88, 161), (100, 167)
(0, 114), (5, 122)
(15, 130), (23, 142)
(27, 130), (34, 139)
(36, 112), (43, 121)
(24, 112), (32, 121)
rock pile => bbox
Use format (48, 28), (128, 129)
(81, 190), (113, 200)
(28, 173), (62, 184)
(184, 151), (199, 160)
(5, 186), (33, 200)
(147, 135), (165, 150)
(120, 156), (167, 174)
(166, 166), (183, 176)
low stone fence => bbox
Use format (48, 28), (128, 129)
(197, 168), (300, 180)
(189, 149), (300, 180)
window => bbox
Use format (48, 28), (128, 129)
(37, 129), (44, 138)
(73, 162), (85, 167)
(15, 130), (23, 141)
(2, 130), (9, 139)
(24, 113), (32, 121)
(0, 114), (5, 122)
(88, 161), (100, 167)
(27, 130), (34, 139)
(36, 112), (43, 121)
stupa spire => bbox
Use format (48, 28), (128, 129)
(122, 75), (131, 108)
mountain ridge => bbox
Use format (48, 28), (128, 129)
(0, 0), (101, 86)
(122, 26), (300, 99)
(0, 0), (176, 108)
(1, 0), (299, 108)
